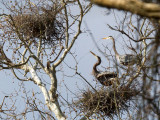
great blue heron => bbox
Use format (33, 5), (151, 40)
(103, 36), (141, 66)
(90, 51), (118, 86)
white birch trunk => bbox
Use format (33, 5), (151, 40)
(28, 66), (66, 120)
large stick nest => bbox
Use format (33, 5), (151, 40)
(74, 85), (140, 118)
(9, 4), (65, 46)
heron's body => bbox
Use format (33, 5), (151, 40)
(90, 51), (118, 86)
(117, 54), (137, 66)
(96, 71), (117, 86)
(103, 36), (140, 66)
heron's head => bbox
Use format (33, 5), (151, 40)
(102, 36), (113, 40)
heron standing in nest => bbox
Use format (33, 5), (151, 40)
(90, 51), (119, 86)
(103, 36), (141, 66)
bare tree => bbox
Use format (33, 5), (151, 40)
(74, 13), (159, 119)
(83, 1), (160, 119)
(0, 0), (91, 119)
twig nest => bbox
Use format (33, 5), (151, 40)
(74, 85), (139, 118)
(9, 4), (65, 46)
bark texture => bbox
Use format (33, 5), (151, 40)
(91, 0), (160, 19)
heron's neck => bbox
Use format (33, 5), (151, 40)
(93, 64), (99, 73)
(93, 58), (101, 74)
(111, 38), (119, 57)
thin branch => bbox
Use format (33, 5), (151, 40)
(11, 68), (32, 81)
(62, 0), (69, 48)
(76, 72), (97, 93)
(50, 46), (64, 63)
(54, 1), (84, 67)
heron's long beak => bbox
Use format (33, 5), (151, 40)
(29, 1), (36, 7)
(102, 37), (110, 40)
(90, 51), (97, 57)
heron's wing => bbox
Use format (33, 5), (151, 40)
(119, 54), (136, 65)
(96, 72), (117, 86)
